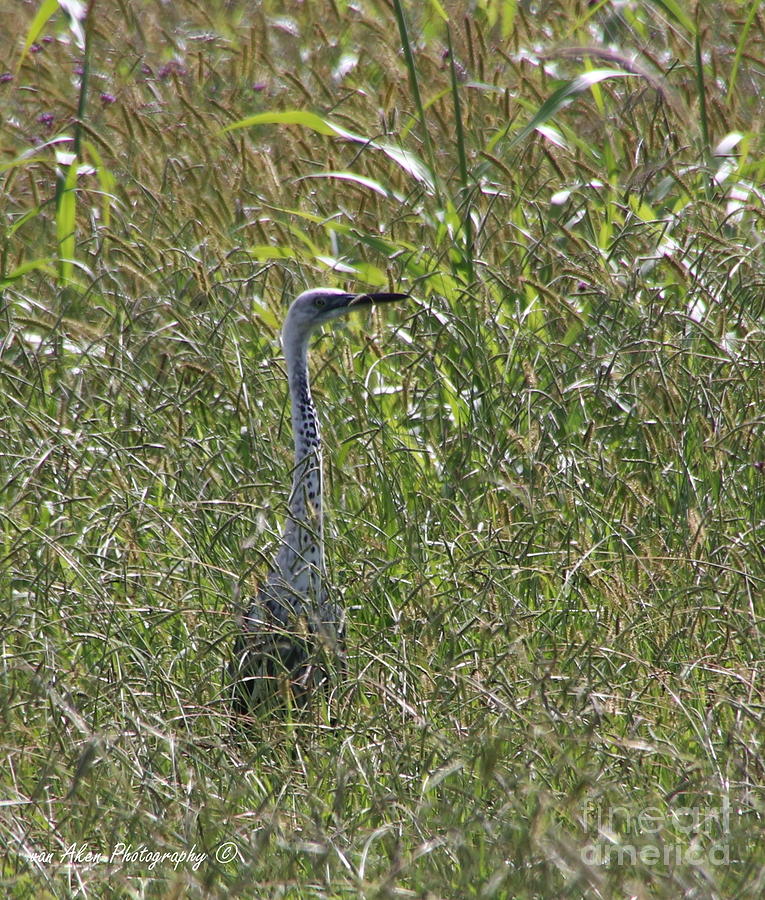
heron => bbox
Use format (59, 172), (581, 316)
(231, 287), (408, 715)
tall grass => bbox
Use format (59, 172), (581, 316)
(1, 1), (764, 897)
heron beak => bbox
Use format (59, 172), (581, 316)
(343, 291), (409, 309)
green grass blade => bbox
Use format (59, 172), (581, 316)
(0, 257), (56, 287)
(695, 32), (711, 172)
(296, 171), (391, 198)
(223, 109), (434, 191)
(390, 0), (441, 202)
(15, 0), (58, 71)
(222, 109), (348, 137)
(490, 68), (637, 152)
(727, 0), (760, 103)
(446, 24), (474, 285)
(649, 0), (696, 35)
(56, 160), (78, 285)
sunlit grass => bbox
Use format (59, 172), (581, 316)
(1, 1), (764, 897)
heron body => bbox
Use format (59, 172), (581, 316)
(231, 287), (407, 714)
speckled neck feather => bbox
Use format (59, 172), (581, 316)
(271, 327), (325, 610)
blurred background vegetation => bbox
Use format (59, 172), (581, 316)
(1, 0), (764, 896)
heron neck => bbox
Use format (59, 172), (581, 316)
(283, 333), (324, 568)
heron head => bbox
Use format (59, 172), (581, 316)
(283, 287), (408, 346)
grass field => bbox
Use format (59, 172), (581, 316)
(2, 1), (764, 897)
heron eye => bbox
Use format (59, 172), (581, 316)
(315, 297), (325, 308)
